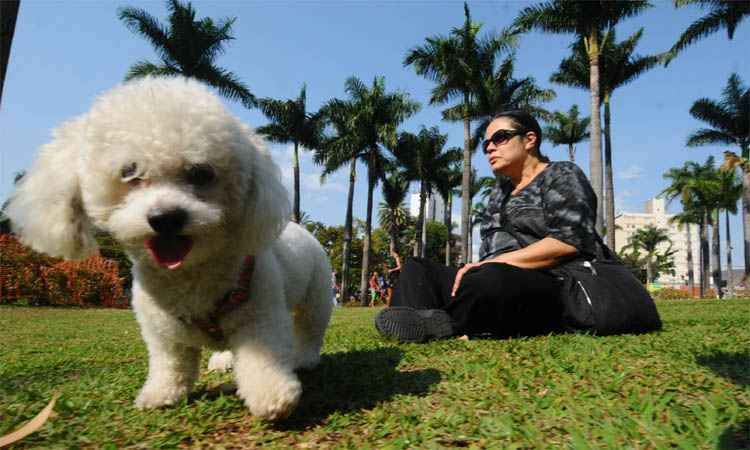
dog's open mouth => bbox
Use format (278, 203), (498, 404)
(145, 235), (193, 270)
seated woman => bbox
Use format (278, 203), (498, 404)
(375, 110), (601, 342)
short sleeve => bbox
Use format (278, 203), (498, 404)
(542, 162), (598, 256)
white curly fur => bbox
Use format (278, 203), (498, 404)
(6, 77), (333, 421)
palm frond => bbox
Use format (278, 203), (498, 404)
(124, 61), (180, 81)
(256, 123), (291, 144)
(665, 2), (749, 65)
(687, 128), (737, 147)
(689, 98), (735, 134)
(118, 6), (172, 64)
(194, 64), (256, 107)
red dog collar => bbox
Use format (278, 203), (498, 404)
(180, 255), (255, 342)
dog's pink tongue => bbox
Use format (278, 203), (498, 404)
(145, 236), (193, 270)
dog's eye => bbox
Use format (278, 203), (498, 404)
(185, 164), (216, 187)
(120, 163), (141, 184)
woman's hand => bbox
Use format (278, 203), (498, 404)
(451, 262), (485, 297)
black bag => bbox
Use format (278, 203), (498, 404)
(499, 197), (661, 335)
(556, 241), (662, 335)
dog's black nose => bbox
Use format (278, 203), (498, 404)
(147, 208), (188, 235)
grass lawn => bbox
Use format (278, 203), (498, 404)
(1, 300), (749, 449)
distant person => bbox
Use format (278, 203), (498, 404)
(376, 110), (602, 342)
(377, 271), (387, 300)
(368, 271), (381, 306)
(331, 270), (339, 306)
(385, 250), (402, 306)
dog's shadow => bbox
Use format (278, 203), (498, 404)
(695, 350), (750, 387)
(192, 347), (441, 429)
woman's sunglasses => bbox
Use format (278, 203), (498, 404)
(482, 129), (527, 154)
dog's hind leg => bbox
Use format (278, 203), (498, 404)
(207, 350), (233, 372)
(292, 257), (333, 370)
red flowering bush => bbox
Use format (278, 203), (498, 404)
(0, 234), (128, 308)
(652, 287), (692, 300)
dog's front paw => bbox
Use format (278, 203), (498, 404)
(208, 351), (234, 372)
(238, 375), (302, 420)
(134, 384), (188, 410)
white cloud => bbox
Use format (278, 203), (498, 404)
(614, 189), (638, 214)
(270, 143), (347, 200)
(617, 165), (645, 181)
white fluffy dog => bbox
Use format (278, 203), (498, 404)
(6, 77), (333, 420)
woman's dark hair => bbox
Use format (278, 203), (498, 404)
(491, 110), (549, 162)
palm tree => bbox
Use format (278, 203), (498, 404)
(392, 127), (461, 258)
(433, 160), (463, 266)
(669, 209), (701, 294)
(624, 225), (672, 283)
(404, 2), (515, 264)
(544, 105), (590, 162)
(513, 0), (652, 235)
(664, 0), (750, 65)
(466, 169), (485, 263)
(298, 211), (314, 228)
(693, 170), (725, 298)
(335, 76), (419, 306)
(378, 171), (411, 257)
(0, 0), (20, 109)
(443, 54), (556, 150)
(662, 158), (717, 297)
(256, 85), (326, 223)
(688, 73), (749, 283)
(118, 0), (255, 107)
(690, 164), (744, 298)
(714, 169), (743, 297)
(315, 98), (364, 305)
(550, 28), (659, 250)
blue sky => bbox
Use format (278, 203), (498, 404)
(2, 1), (748, 261)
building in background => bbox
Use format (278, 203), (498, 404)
(614, 197), (700, 287)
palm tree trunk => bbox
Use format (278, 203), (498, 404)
(292, 141), (301, 223)
(700, 215), (709, 298)
(685, 223), (695, 296)
(416, 181), (426, 258)
(725, 209), (734, 298)
(461, 105), (472, 265)
(340, 158), (356, 304)
(587, 33), (604, 235)
(0, 0), (20, 108)
(444, 192), (452, 266)
(742, 167), (750, 285)
(645, 256), (653, 284)
(568, 143), (575, 162)
(359, 150), (376, 306)
(421, 204), (428, 258)
(603, 94), (615, 251)
(710, 209), (723, 298)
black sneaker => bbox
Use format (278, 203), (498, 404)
(375, 307), (453, 343)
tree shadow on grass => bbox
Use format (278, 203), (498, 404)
(696, 350), (750, 386)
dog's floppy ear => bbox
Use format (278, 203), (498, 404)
(5, 117), (97, 260)
(241, 130), (291, 254)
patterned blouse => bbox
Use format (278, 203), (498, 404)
(478, 161), (600, 262)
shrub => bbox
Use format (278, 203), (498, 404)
(0, 234), (128, 308)
(652, 287), (692, 300)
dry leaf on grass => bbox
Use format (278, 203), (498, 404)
(0, 394), (59, 448)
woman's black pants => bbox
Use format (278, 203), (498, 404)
(390, 257), (565, 338)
